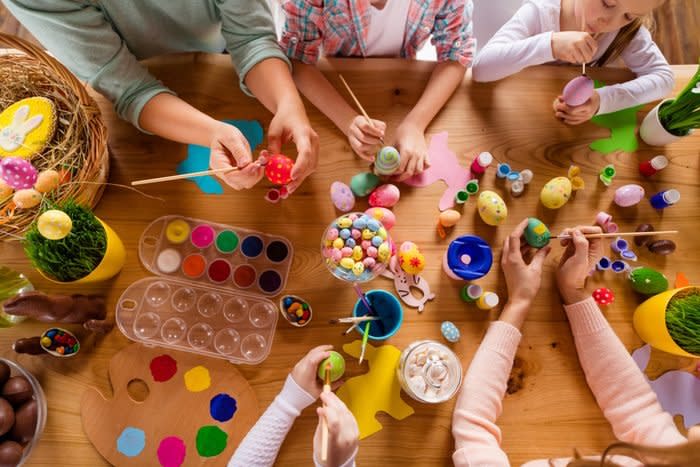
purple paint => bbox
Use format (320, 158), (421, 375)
(191, 224), (215, 249)
(157, 436), (187, 467)
(209, 393), (237, 422)
(258, 270), (282, 294)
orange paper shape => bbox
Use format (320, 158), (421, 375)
(675, 272), (690, 288)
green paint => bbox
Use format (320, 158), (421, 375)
(196, 426), (228, 457)
(216, 230), (239, 253)
(590, 80), (642, 154)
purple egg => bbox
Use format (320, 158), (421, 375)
(614, 184), (645, 207)
(562, 76), (594, 106)
(0, 157), (38, 190)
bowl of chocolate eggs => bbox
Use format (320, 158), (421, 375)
(0, 359), (46, 466)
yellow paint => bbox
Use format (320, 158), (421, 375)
(165, 219), (190, 244)
(533, 224), (546, 235)
(336, 340), (414, 439)
(184, 366), (211, 392)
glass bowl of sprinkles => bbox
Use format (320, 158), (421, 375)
(320, 212), (392, 283)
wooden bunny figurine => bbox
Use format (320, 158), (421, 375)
(381, 256), (435, 312)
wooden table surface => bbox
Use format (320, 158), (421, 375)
(1, 56), (699, 466)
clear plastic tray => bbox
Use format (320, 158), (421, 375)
(139, 215), (293, 296)
(116, 277), (278, 365)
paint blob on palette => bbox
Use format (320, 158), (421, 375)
(116, 277), (278, 364)
(139, 215), (293, 296)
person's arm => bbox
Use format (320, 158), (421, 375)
(452, 220), (550, 466)
(597, 26), (674, 115)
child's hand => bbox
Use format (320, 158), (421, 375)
(556, 226), (604, 304)
(290, 345), (334, 399)
(267, 101), (320, 194)
(347, 115), (386, 162)
(553, 91), (600, 125)
(393, 121), (430, 181)
(551, 31), (598, 64)
(209, 123), (264, 190)
(501, 218), (551, 307)
(313, 392), (359, 467)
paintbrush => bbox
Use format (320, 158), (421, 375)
(581, 2), (587, 76)
(329, 316), (380, 324)
(338, 74), (384, 144)
(320, 361), (331, 463)
(555, 230), (679, 240)
(359, 320), (371, 364)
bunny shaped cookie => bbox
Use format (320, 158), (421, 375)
(0, 97), (56, 159)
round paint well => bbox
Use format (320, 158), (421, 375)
(191, 224), (215, 249)
(233, 265), (256, 288)
(188, 323), (214, 349)
(266, 240), (289, 263)
(223, 297), (248, 323)
(241, 333), (267, 361)
(249, 302), (276, 328)
(165, 219), (190, 244)
(145, 281), (171, 308)
(171, 287), (197, 312)
(216, 230), (239, 254)
(161, 317), (187, 344)
(214, 328), (241, 356)
(157, 249), (182, 274)
(207, 259), (231, 283)
(182, 254), (206, 279)
(258, 270), (282, 294)
(133, 312), (161, 339)
(241, 235), (264, 258)
(197, 292), (223, 318)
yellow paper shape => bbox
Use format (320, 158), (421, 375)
(0, 97), (56, 159)
(336, 340), (414, 439)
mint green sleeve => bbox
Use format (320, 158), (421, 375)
(216, 0), (291, 96)
(2, 0), (173, 131)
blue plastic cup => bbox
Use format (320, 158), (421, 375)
(353, 289), (403, 340)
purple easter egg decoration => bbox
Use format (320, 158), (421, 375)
(562, 76), (594, 106)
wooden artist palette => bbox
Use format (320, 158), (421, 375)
(81, 344), (259, 466)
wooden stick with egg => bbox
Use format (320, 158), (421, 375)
(320, 361), (331, 463)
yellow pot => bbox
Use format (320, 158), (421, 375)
(632, 286), (699, 358)
(39, 218), (126, 284)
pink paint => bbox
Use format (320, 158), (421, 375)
(191, 224), (215, 249)
(157, 436), (186, 467)
(470, 152), (493, 176)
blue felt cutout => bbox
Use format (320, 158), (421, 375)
(177, 120), (264, 194)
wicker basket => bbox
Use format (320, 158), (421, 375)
(0, 33), (109, 240)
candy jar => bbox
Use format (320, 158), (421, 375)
(397, 340), (462, 403)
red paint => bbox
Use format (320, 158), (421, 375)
(639, 160), (657, 177)
(208, 259), (231, 283)
(150, 355), (178, 382)
(233, 265), (256, 288)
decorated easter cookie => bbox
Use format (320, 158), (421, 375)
(0, 97), (56, 159)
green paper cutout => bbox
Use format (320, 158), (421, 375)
(590, 80), (643, 154)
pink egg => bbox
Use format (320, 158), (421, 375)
(341, 247), (353, 257)
(562, 75), (594, 106)
(364, 207), (396, 230)
(614, 184), (645, 207)
(331, 249), (342, 262)
(326, 228), (339, 240)
(322, 247), (332, 258)
(0, 157), (38, 190)
(361, 240), (372, 250)
(330, 181), (355, 212)
(368, 184), (400, 208)
(363, 257), (376, 269)
(351, 229), (361, 239)
(367, 246), (378, 258)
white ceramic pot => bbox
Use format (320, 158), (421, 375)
(640, 99), (685, 146)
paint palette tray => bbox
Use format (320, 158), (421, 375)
(139, 215), (293, 296)
(116, 277), (278, 364)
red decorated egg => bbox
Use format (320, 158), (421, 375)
(369, 184), (400, 208)
(265, 154), (294, 185)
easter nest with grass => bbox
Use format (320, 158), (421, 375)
(0, 33), (109, 240)
(665, 287), (700, 356)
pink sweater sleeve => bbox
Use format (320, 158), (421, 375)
(452, 321), (522, 466)
(564, 298), (686, 446)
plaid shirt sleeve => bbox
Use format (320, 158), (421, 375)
(431, 0), (476, 67)
(279, 0), (324, 64)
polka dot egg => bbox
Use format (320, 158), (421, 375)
(540, 177), (573, 209)
(441, 321), (460, 343)
(265, 153), (294, 185)
(477, 190), (508, 226)
(37, 209), (73, 240)
(0, 156), (38, 190)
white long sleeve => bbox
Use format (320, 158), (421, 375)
(472, 0), (673, 114)
(228, 375), (315, 467)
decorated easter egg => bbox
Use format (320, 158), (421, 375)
(628, 267), (668, 295)
(524, 218), (551, 248)
(374, 146), (401, 175)
(562, 75), (594, 106)
(365, 207), (396, 230)
(399, 242), (425, 275)
(477, 190), (508, 226)
(330, 181), (355, 212)
(34, 169), (60, 193)
(37, 209), (73, 240)
(12, 188), (42, 209)
(264, 153), (294, 185)
(441, 321), (460, 343)
(0, 97), (56, 158)
(0, 157), (38, 190)
(317, 351), (346, 382)
(540, 177), (572, 209)
(438, 209), (461, 227)
(350, 172), (380, 197)
(368, 183), (400, 208)
(614, 184), (645, 207)
(0, 179), (11, 199)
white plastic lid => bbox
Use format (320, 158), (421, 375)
(477, 152), (493, 167)
(519, 169), (534, 184)
(662, 189), (680, 204)
(651, 155), (669, 170)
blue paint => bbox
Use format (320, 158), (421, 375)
(210, 393), (237, 422)
(178, 120), (264, 194)
(116, 427), (146, 457)
(241, 235), (263, 258)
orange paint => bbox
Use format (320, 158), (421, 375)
(182, 254), (206, 278)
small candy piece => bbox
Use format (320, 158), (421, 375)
(12, 188), (41, 209)
(614, 184), (645, 207)
(339, 257), (355, 270)
(524, 218), (550, 248)
(330, 181), (355, 212)
(477, 191), (508, 226)
(368, 184), (400, 208)
(628, 267), (668, 295)
(352, 262), (365, 276)
(592, 288), (615, 306)
(441, 321), (460, 343)
(265, 153), (294, 185)
(460, 284), (482, 302)
(0, 157), (38, 189)
(37, 209), (72, 240)
(317, 351), (346, 382)
(350, 172), (380, 197)
(633, 224), (655, 246)
(647, 239), (676, 255)
(562, 75), (594, 106)
(374, 146), (401, 176)
(476, 292), (499, 310)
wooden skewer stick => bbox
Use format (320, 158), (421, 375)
(320, 362), (332, 463)
(555, 230), (679, 240)
(329, 316), (380, 325)
(581, 1), (587, 76)
(131, 166), (239, 186)
(338, 74), (384, 144)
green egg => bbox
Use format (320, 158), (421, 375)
(629, 267), (669, 295)
(317, 351), (346, 382)
(350, 172), (380, 197)
(524, 217), (551, 248)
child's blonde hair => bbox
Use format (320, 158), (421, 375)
(594, 15), (655, 66)
(562, 440), (700, 466)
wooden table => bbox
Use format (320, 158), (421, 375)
(1, 56), (699, 466)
